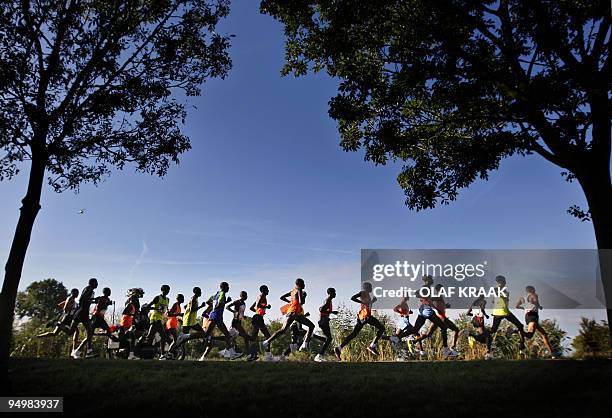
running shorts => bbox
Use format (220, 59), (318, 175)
(91, 315), (109, 331)
(251, 314), (265, 328)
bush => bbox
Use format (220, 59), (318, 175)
(433, 313), (568, 360)
(331, 304), (395, 361)
(12, 319), (74, 358)
(11, 306), (571, 362)
(572, 318), (611, 359)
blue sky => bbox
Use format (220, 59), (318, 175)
(0, 2), (603, 337)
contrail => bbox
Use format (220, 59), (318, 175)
(128, 239), (149, 279)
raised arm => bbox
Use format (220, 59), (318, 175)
(515, 295), (524, 309)
(202, 300), (212, 317)
(279, 291), (292, 303)
(167, 303), (181, 317)
(226, 299), (239, 313)
(350, 292), (362, 304)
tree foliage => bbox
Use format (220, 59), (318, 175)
(15, 278), (67, 321)
(260, 0), (610, 216)
(0, 0), (232, 189)
(572, 317), (611, 359)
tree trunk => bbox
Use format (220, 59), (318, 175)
(0, 155), (46, 379)
(578, 160), (612, 344)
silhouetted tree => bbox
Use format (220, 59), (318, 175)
(0, 0), (232, 371)
(261, 0), (611, 333)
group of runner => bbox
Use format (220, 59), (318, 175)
(37, 274), (555, 361)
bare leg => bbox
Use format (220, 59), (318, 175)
(71, 327), (80, 352)
(294, 315), (315, 343)
(265, 315), (296, 345)
(37, 327), (62, 338)
(536, 324), (554, 354)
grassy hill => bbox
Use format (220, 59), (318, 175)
(6, 358), (612, 416)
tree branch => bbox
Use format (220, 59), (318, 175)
(590, 17), (610, 70)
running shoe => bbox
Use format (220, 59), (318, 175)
(289, 343), (298, 353)
(128, 352), (140, 360)
(262, 339), (270, 350)
(448, 348), (459, 357)
(85, 349), (97, 358)
(366, 344), (380, 356)
(262, 352), (274, 362)
(484, 352), (493, 360)
(415, 349), (426, 356)
(299, 341), (309, 351)
(246, 354), (259, 362)
(198, 353), (207, 361)
(334, 346), (342, 360)
(389, 335), (400, 345)
(314, 354), (325, 362)
(70, 349), (80, 359)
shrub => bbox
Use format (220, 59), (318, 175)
(572, 318), (611, 359)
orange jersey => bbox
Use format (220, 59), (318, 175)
(285, 288), (304, 315)
(119, 315), (133, 329)
(280, 303), (291, 315)
(357, 291), (372, 320)
(165, 302), (181, 329)
(119, 303), (136, 329)
(255, 296), (268, 316)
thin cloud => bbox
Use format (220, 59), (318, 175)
(128, 239), (149, 279)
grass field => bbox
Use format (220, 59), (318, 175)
(6, 358), (612, 417)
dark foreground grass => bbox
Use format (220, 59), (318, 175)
(6, 358), (612, 417)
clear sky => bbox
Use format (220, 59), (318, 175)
(0, 2), (604, 338)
